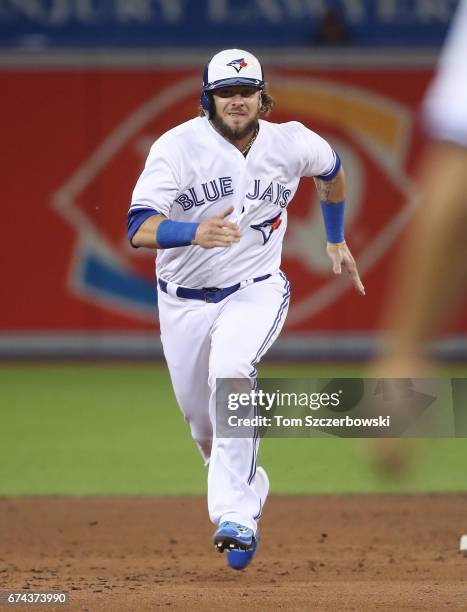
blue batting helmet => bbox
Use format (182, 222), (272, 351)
(200, 49), (265, 117)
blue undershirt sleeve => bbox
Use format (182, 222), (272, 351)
(127, 208), (161, 247)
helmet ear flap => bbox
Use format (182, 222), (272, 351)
(200, 91), (212, 118)
(201, 62), (211, 117)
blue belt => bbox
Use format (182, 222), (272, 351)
(158, 274), (271, 304)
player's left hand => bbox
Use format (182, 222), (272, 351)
(326, 241), (365, 295)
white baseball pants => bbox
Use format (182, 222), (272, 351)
(157, 271), (290, 533)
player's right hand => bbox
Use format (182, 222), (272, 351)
(192, 206), (241, 249)
(326, 241), (366, 295)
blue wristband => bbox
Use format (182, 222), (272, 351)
(320, 199), (345, 244)
(156, 220), (199, 249)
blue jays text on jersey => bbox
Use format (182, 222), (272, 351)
(174, 177), (292, 211)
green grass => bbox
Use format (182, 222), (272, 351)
(0, 363), (466, 495)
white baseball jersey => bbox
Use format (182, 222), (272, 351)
(131, 117), (337, 288)
(423, 0), (467, 146)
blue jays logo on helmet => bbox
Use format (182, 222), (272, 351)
(226, 58), (248, 73)
(200, 48), (265, 117)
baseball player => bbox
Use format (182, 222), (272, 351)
(368, 1), (467, 479)
(378, 0), (467, 375)
(128, 49), (364, 570)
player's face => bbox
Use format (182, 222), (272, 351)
(211, 86), (262, 140)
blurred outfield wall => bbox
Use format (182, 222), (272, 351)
(2, 49), (466, 359)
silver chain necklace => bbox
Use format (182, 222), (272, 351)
(241, 127), (259, 156)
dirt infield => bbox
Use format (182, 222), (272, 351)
(1, 495), (467, 611)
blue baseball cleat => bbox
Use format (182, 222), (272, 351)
(213, 521), (254, 551)
(213, 521), (258, 570)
